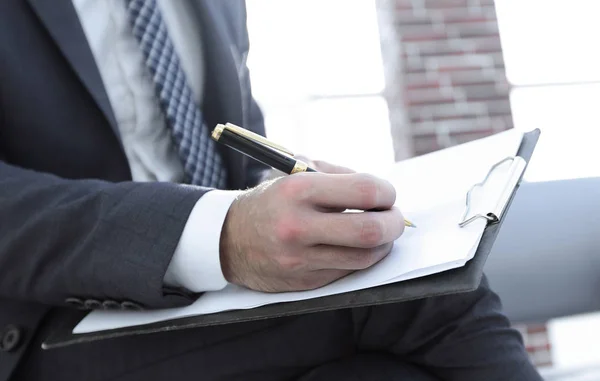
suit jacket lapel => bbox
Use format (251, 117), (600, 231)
(193, 0), (246, 189)
(27, 0), (121, 140)
(194, 1), (244, 126)
(27, 0), (247, 189)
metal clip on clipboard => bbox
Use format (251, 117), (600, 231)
(459, 156), (527, 228)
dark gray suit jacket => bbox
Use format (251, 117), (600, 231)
(0, 1), (266, 379)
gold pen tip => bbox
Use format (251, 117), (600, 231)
(405, 220), (416, 228)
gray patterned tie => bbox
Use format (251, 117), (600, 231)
(125, 0), (227, 188)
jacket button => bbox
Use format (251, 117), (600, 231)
(0, 325), (23, 352)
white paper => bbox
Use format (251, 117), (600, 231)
(73, 129), (525, 334)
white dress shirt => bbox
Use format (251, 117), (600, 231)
(72, 0), (239, 292)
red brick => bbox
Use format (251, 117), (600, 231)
(463, 83), (509, 101)
(442, 14), (493, 24)
(442, 21), (499, 39)
(405, 79), (441, 90)
(486, 100), (512, 116)
(418, 41), (466, 57)
(404, 72), (433, 86)
(404, 57), (426, 73)
(401, 29), (448, 42)
(526, 343), (551, 352)
(429, 53), (496, 72)
(447, 70), (497, 86)
(412, 117), (495, 135)
(431, 5), (496, 21)
(394, 11), (434, 26)
(417, 102), (488, 121)
(449, 128), (498, 145)
(459, 29), (499, 39)
(405, 88), (456, 106)
(392, 0), (416, 11)
(438, 64), (489, 73)
(413, 135), (441, 155)
(431, 113), (483, 122)
(423, 0), (470, 9)
(404, 66), (429, 75)
(469, 37), (503, 54)
(376, 0), (511, 157)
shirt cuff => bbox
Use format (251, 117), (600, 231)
(164, 189), (242, 292)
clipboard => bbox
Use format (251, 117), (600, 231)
(43, 129), (541, 349)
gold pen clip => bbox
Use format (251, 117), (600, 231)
(212, 123), (295, 157)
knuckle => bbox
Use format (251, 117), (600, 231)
(356, 244), (390, 269)
(275, 215), (305, 243)
(359, 218), (384, 247)
(277, 174), (311, 200)
(276, 254), (305, 272)
(355, 248), (379, 269)
(353, 174), (381, 209)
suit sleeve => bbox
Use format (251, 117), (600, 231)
(0, 160), (208, 309)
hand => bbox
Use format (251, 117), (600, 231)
(220, 170), (405, 292)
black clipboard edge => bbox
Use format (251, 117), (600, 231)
(43, 129), (540, 349)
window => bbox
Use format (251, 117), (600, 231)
(496, 0), (600, 181)
(246, 0), (395, 173)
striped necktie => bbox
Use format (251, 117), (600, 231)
(125, 0), (228, 188)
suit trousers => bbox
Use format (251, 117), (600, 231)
(13, 276), (542, 381)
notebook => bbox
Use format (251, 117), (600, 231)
(67, 128), (534, 335)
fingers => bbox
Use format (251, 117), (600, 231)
(293, 154), (355, 174)
(307, 242), (394, 270)
(305, 208), (405, 248)
(311, 160), (355, 174)
(300, 173), (397, 211)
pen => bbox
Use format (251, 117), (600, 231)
(211, 123), (416, 228)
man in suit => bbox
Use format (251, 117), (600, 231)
(0, 0), (542, 380)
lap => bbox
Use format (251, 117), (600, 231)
(297, 354), (440, 381)
(354, 275), (542, 381)
(16, 310), (355, 381)
(15, 276), (541, 381)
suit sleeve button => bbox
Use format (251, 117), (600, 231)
(84, 299), (102, 309)
(65, 298), (86, 310)
(102, 300), (121, 310)
(121, 301), (144, 311)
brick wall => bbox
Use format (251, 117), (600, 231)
(514, 323), (553, 368)
(376, 0), (512, 158)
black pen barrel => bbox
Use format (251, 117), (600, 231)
(219, 128), (298, 174)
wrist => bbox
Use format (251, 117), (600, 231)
(219, 192), (244, 285)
